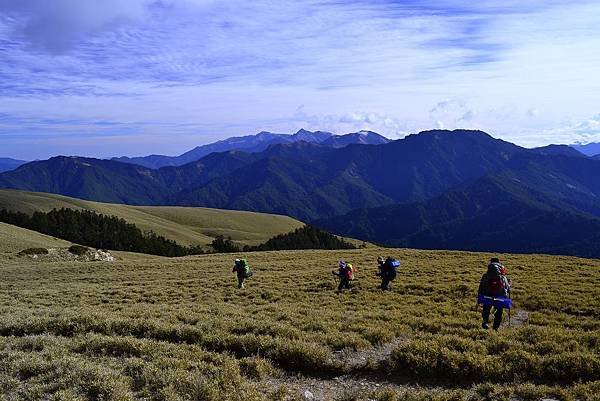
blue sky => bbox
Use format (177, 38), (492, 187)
(1, 0), (599, 159)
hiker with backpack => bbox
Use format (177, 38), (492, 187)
(376, 256), (399, 291)
(232, 258), (252, 288)
(332, 260), (355, 291)
(477, 257), (512, 330)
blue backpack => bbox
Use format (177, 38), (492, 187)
(385, 258), (400, 279)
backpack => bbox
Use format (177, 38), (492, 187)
(345, 264), (355, 280)
(385, 258), (399, 280)
(486, 262), (507, 297)
(237, 259), (252, 277)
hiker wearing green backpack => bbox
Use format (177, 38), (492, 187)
(232, 258), (252, 288)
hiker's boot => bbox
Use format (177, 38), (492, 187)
(482, 322), (489, 329)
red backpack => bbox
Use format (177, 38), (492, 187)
(345, 264), (356, 280)
(486, 263), (507, 296)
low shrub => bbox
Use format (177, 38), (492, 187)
(239, 357), (275, 380)
(68, 245), (90, 256)
(17, 247), (48, 256)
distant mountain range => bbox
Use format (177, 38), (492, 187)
(0, 130), (523, 219)
(113, 129), (390, 169)
(2, 129), (600, 257)
(531, 144), (586, 158)
(0, 158), (27, 173)
(571, 142), (600, 157)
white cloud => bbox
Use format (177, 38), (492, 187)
(0, 0), (600, 157)
(0, 0), (152, 53)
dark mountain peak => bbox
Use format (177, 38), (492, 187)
(294, 128), (312, 135)
(530, 144), (586, 158)
(395, 128), (520, 153)
(416, 129), (493, 139)
(292, 129), (332, 143)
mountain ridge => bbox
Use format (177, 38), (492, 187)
(0, 130), (557, 220)
(3, 129), (600, 257)
(112, 129), (389, 169)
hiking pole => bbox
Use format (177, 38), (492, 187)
(507, 289), (512, 327)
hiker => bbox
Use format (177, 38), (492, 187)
(332, 260), (355, 291)
(376, 256), (399, 291)
(232, 258), (252, 288)
(477, 257), (512, 330)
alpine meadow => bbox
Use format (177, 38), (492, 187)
(1, 1), (600, 401)
(0, 225), (599, 400)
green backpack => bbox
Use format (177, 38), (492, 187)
(238, 259), (252, 277)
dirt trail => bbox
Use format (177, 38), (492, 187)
(327, 337), (406, 372)
(265, 337), (428, 400)
(266, 310), (531, 400)
(265, 373), (421, 401)
(502, 308), (529, 328)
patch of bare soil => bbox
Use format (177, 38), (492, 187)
(265, 337), (431, 400)
(328, 337), (406, 372)
(503, 308), (529, 328)
(265, 373), (424, 401)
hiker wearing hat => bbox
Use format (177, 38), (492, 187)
(232, 258), (252, 288)
(376, 256), (399, 291)
(332, 260), (355, 291)
(478, 257), (512, 330)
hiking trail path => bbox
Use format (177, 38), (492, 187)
(265, 308), (531, 400)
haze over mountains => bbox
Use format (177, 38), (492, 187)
(113, 129), (390, 169)
(1, 129), (600, 257)
(0, 158), (27, 173)
(572, 142), (600, 157)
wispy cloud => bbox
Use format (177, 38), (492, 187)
(1, 0), (600, 157)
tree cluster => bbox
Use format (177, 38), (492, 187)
(0, 208), (204, 257)
(210, 225), (356, 253)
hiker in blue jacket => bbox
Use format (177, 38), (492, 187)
(478, 257), (512, 330)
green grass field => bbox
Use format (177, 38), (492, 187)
(0, 222), (598, 401)
(0, 222), (70, 255)
(0, 189), (304, 247)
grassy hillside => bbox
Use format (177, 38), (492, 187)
(0, 221), (70, 254)
(0, 242), (597, 400)
(0, 189), (304, 247)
